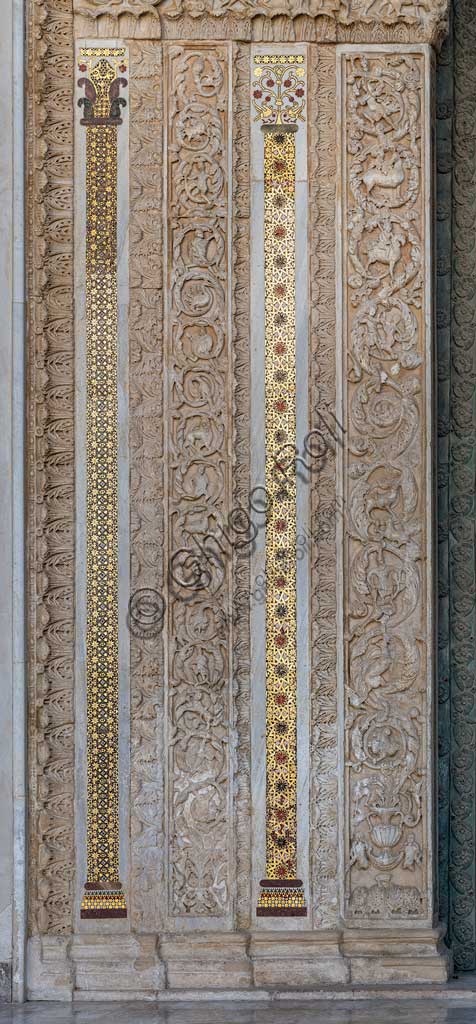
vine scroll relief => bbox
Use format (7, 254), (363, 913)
(340, 50), (431, 921)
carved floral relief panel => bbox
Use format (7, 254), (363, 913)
(27, 0), (76, 937)
(165, 44), (233, 919)
(27, 0), (446, 945)
(340, 49), (432, 921)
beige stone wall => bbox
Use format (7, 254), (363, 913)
(25, 0), (451, 998)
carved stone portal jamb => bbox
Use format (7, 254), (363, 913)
(337, 43), (436, 926)
(26, 0), (452, 993)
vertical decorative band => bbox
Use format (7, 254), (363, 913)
(253, 54), (307, 918)
(340, 51), (429, 921)
(77, 47), (128, 919)
(166, 46), (232, 920)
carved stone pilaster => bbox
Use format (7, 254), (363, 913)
(309, 45), (339, 928)
(232, 41), (252, 931)
(129, 40), (166, 932)
(339, 47), (433, 923)
(26, 0), (75, 936)
(165, 44), (233, 920)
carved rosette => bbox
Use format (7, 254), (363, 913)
(166, 45), (232, 918)
(340, 51), (430, 920)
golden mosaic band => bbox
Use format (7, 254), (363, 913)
(78, 48), (127, 919)
(81, 884), (127, 920)
(258, 111), (306, 916)
(257, 880), (307, 917)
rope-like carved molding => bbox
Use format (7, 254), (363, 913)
(73, 0), (449, 46)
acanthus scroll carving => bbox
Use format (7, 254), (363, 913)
(343, 52), (429, 920)
(167, 46), (232, 918)
(27, 0), (75, 935)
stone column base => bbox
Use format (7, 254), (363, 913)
(249, 931), (349, 987)
(160, 934), (252, 990)
(342, 928), (451, 985)
(26, 928), (451, 999)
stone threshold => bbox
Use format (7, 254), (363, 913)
(71, 982), (476, 1004)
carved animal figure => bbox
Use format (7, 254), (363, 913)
(360, 0), (404, 17)
(365, 224), (405, 278)
(363, 154), (404, 193)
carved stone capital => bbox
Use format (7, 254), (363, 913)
(73, 0), (449, 46)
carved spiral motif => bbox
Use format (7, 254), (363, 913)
(167, 47), (231, 917)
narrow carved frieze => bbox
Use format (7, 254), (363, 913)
(72, 0), (449, 48)
(26, 0), (76, 935)
(232, 42), (252, 930)
(340, 50), (430, 920)
(166, 45), (232, 917)
(129, 41), (165, 931)
(309, 46), (339, 927)
(77, 46), (128, 918)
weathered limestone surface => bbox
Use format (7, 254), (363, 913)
(72, 0), (448, 46)
(24, 0), (451, 1000)
(338, 45), (434, 925)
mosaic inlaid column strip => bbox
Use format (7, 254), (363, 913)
(253, 54), (307, 918)
(77, 47), (128, 919)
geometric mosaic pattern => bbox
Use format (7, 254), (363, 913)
(78, 47), (128, 919)
(254, 55), (306, 917)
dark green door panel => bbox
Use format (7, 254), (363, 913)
(437, 0), (476, 972)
